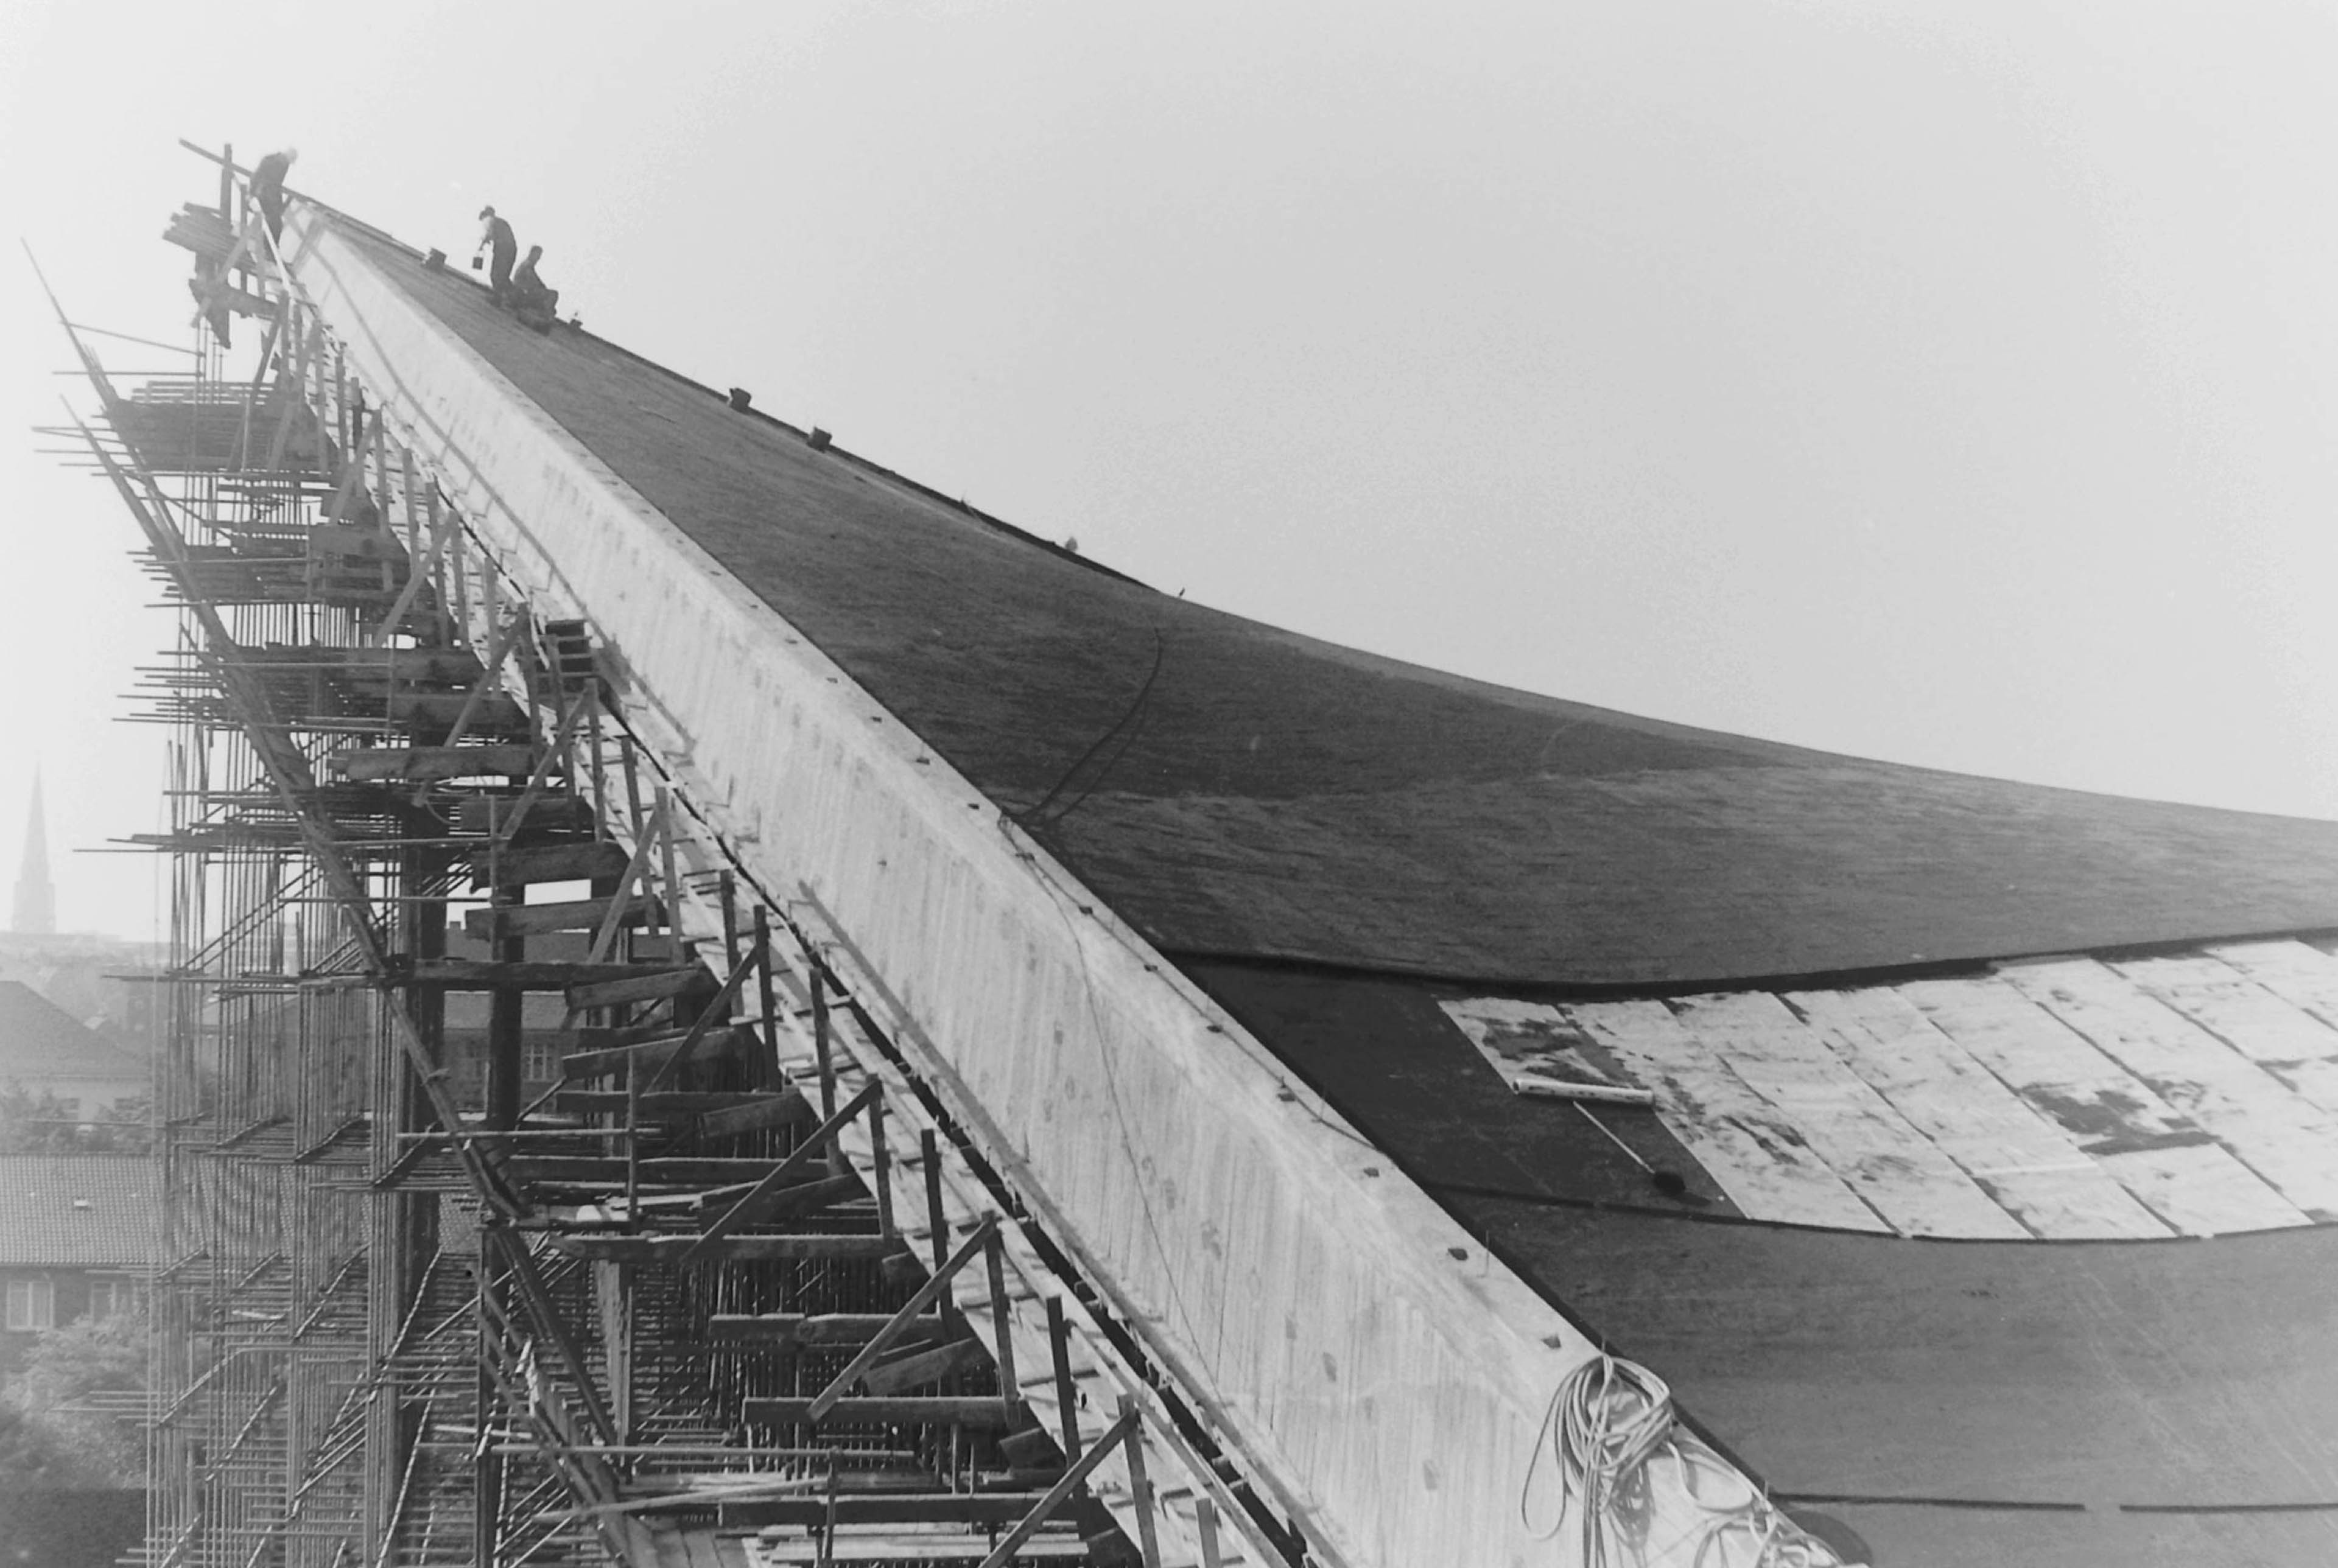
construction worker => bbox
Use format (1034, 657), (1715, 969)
(509, 245), (561, 332)
(475, 206), (518, 306)
(249, 147), (296, 239)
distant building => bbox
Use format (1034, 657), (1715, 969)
(0, 982), (149, 1120)
(0, 937), (167, 1057)
(0, 1155), (155, 1371)
(11, 774), (55, 936)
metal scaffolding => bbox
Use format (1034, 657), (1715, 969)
(43, 147), (1303, 1568)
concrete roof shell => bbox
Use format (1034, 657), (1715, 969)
(329, 219), (2338, 991)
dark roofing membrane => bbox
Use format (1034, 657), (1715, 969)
(328, 215), (2338, 1566)
(335, 217), (2338, 992)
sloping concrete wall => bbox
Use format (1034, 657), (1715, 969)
(283, 209), (1790, 1568)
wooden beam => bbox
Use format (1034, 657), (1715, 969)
(329, 744), (535, 782)
(694, 1172), (865, 1226)
(550, 1234), (900, 1264)
(714, 1493), (1091, 1527)
(387, 690), (529, 735)
(706, 1312), (946, 1346)
(552, 1088), (808, 1121)
(514, 1156), (793, 1183)
(471, 838), (631, 889)
(645, 940), (766, 1090)
(740, 1396), (1021, 1430)
(859, 1337), (991, 1397)
(697, 1092), (820, 1136)
(465, 894), (660, 941)
(407, 961), (678, 991)
(561, 1025), (755, 1081)
(587, 797), (666, 964)
(807, 1216), (998, 1421)
(566, 967), (709, 1009)
(681, 1083), (882, 1265)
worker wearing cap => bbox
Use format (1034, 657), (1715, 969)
(476, 206), (518, 306)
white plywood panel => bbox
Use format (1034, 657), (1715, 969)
(1439, 996), (1634, 1094)
(1898, 976), (2195, 1147)
(1786, 986), (2169, 1239)
(2206, 939), (2338, 1033)
(1669, 993), (2025, 1238)
(2267, 1057), (2338, 1118)
(1559, 999), (1889, 1232)
(2092, 1141), (2311, 1236)
(1998, 958), (2338, 1220)
(2114, 953), (2338, 1065)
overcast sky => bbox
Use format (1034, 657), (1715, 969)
(4, 1), (2336, 940)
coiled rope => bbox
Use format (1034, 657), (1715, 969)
(1522, 1354), (1678, 1566)
(1523, 1354), (1851, 1567)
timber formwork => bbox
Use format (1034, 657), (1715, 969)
(54, 149), (1309, 1568)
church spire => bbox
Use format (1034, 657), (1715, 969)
(12, 771), (55, 935)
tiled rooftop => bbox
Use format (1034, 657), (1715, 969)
(0, 1155), (159, 1267)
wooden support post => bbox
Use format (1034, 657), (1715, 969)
(869, 1091), (896, 1239)
(401, 446), (421, 562)
(624, 1059), (641, 1230)
(1045, 1295), (1080, 1463)
(817, 1452), (838, 1568)
(805, 1214), (999, 1421)
(754, 906), (778, 1080)
(720, 869), (739, 967)
(588, 684), (607, 840)
(449, 503), (470, 640)
(482, 561), (499, 665)
(922, 1130), (957, 1336)
(473, 1253), (505, 1568)
(655, 785), (681, 943)
(373, 415), (390, 537)
(984, 1232), (1019, 1423)
(311, 321), (331, 480)
(973, 1403), (1142, 1568)
(810, 964), (835, 1122)
(1121, 1395), (1165, 1568)
(1196, 1495), (1225, 1568)
(486, 880), (524, 1138)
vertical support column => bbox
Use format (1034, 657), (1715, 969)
(485, 873), (523, 1137)
(473, 1255), (505, 1568)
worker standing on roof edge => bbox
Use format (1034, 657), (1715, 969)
(249, 147), (296, 240)
(475, 206), (518, 305)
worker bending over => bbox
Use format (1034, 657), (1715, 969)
(509, 245), (561, 332)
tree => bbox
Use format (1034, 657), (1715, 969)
(4, 1309), (147, 1485)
